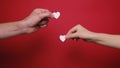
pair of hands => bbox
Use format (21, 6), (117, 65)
(20, 8), (94, 41)
(16, 8), (120, 49)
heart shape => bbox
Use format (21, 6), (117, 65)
(53, 12), (60, 19)
(59, 35), (66, 42)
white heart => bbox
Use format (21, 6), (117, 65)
(53, 12), (60, 19)
(59, 35), (66, 42)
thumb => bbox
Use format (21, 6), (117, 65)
(66, 33), (78, 39)
(32, 8), (52, 20)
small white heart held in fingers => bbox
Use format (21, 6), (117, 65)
(53, 12), (60, 19)
(59, 35), (66, 42)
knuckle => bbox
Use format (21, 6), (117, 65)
(77, 24), (80, 26)
(34, 8), (40, 12)
(33, 8), (46, 13)
(44, 9), (49, 11)
(76, 24), (80, 28)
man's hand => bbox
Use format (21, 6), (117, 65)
(19, 8), (53, 33)
(0, 8), (53, 39)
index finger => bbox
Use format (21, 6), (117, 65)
(66, 25), (78, 35)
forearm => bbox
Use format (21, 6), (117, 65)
(90, 33), (120, 48)
(0, 21), (26, 39)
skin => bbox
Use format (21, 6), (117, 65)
(66, 24), (120, 49)
(0, 8), (53, 39)
(1, 8), (119, 49)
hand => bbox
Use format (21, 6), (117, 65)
(19, 8), (53, 33)
(66, 24), (96, 41)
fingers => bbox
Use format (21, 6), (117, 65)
(66, 25), (79, 39)
(66, 32), (79, 39)
(32, 8), (53, 20)
(38, 18), (49, 28)
(23, 8), (52, 27)
(66, 25), (77, 35)
(33, 8), (52, 28)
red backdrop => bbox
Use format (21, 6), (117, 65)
(0, 0), (120, 68)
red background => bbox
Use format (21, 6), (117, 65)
(0, 0), (120, 68)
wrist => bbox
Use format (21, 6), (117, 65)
(89, 32), (105, 42)
(18, 20), (38, 34)
(17, 20), (31, 34)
